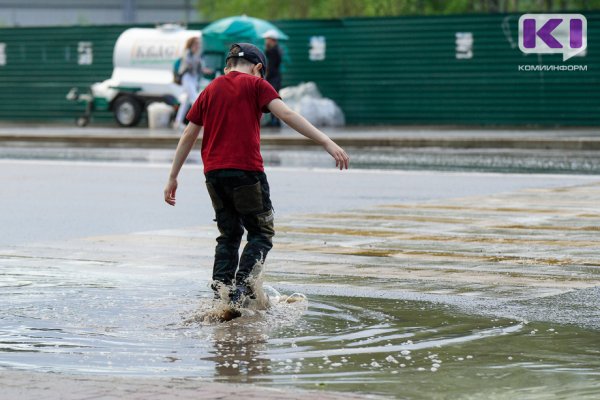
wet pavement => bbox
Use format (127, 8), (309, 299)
(0, 369), (376, 400)
(0, 124), (598, 139)
(271, 182), (600, 329)
(4, 158), (598, 246)
(3, 146), (600, 175)
(1, 156), (600, 398)
(2, 125), (600, 153)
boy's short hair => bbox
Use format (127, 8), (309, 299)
(225, 43), (267, 77)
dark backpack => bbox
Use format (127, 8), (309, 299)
(173, 58), (183, 84)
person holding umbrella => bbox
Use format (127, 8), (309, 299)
(263, 29), (283, 127)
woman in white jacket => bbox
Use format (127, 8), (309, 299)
(174, 37), (211, 129)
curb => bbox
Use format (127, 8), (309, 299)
(1, 134), (600, 150)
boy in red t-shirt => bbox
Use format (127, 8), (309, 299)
(164, 43), (349, 306)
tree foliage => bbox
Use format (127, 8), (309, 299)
(197, 0), (600, 20)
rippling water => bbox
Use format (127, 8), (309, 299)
(1, 259), (599, 399)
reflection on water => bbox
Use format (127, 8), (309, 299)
(1, 260), (599, 399)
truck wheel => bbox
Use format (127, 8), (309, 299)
(113, 96), (142, 127)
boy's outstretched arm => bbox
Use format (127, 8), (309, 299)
(164, 122), (202, 206)
(268, 99), (349, 170)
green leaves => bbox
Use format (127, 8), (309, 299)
(195, 0), (600, 20)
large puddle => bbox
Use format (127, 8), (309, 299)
(1, 260), (599, 399)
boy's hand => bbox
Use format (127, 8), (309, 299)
(268, 99), (349, 170)
(324, 140), (350, 170)
(164, 177), (178, 206)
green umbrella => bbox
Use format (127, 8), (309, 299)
(202, 15), (289, 53)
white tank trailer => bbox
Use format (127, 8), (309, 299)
(67, 25), (201, 127)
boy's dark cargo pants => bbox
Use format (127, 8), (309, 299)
(204, 169), (274, 289)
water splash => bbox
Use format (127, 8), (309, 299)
(184, 286), (308, 325)
(184, 262), (308, 325)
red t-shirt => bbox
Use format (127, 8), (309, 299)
(186, 71), (280, 173)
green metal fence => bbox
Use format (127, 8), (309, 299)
(0, 13), (597, 126)
(0, 25), (138, 123)
(276, 14), (599, 126)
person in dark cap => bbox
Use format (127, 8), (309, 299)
(263, 30), (283, 127)
(164, 43), (349, 308)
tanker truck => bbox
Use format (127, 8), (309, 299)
(67, 24), (202, 127)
